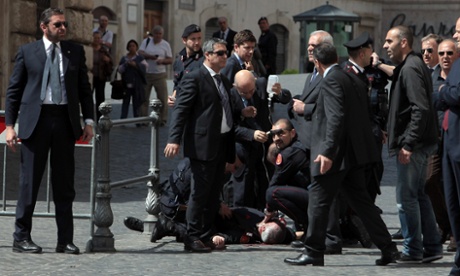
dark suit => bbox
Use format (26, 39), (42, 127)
(212, 28), (237, 55)
(289, 72), (322, 149)
(288, 71), (341, 248)
(305, 65), (392, 252)
(229, 81), (271, 209)
(433, 58), (460, 274)
(168, 66), (235, 242)
(5, 39), (94, 244)
(221, 53), (245, 84)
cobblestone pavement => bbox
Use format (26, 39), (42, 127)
(0, 76), (455, 275)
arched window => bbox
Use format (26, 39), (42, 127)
(271, 24), (288, 74)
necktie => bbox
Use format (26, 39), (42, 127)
(241, 63), (246, 70)
(442, 109), (449, 131)
(41, 43), (62, 104)
(214, 74), (233, 128)
(220, 32), (225, 39)
(310, 68), (317, 83)
(242, 98), (248, 107)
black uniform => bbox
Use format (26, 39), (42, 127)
(172, 48), (204, 91)
(265, 138), (310, 227)
(343, 60), (389, 201)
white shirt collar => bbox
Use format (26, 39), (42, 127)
(43, 36), (61, 50)
(323, 64), (338, 78)
(203, 63), (219, 77)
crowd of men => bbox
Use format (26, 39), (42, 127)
(6, 6), (460, 275)
(122, 15), (460, 274)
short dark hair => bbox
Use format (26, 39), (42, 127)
(126, 39), (138, 51)
(274, 118), (294, 131)
(234, 30), (257, 46)
(40, 8), (64, 25)
(258, 16), (268, 24)
(392, 25), (414, 48)
(313, 42), (338, 66)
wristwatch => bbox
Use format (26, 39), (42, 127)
(375, 60), (383, 68)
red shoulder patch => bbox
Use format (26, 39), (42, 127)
(275, 153), (283, 166)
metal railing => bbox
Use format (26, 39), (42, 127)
(86, 99), (162, 252)
(0, 99), (163, 253)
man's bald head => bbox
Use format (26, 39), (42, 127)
(234, 70), (256, 99)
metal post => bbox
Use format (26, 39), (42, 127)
(144, 99), (162, 232)
(87, 102), (116, 252)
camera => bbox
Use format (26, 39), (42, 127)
(266, 129), (283, 136)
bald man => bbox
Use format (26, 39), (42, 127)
(229, 70), (271, 210)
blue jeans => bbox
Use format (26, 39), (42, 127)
(396, 144), (442, 258)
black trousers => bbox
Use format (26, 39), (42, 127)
(186, 135), (230, 242)
(232, 142), (269, 209)
(14, 105), (76, 244)
(305, 165), (392, 252)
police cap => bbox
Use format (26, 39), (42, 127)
(182, 24), (201, 38)
(343, 32), (373, 50)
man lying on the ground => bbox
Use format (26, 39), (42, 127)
(124, 157), (296, 249)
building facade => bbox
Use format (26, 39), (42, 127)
(1, 0), (459, 107)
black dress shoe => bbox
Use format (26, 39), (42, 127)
(124, 216), (144, 233)
(56, 243), (80, 254)
(184, 240), (212, 253)
(13, 240), (42, 253)
(391, 228), (403, 240)
(290, 240), (304, 248)
(376, 242), (399, 266)
(151, 215), (169, 243)
(284, 252), (324, 266)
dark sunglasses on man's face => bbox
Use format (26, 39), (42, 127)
(421, 48), (433, 54)
(51, 21), (68, 28)
(438, 51), (454, 56)
(209, 50), (227, 57)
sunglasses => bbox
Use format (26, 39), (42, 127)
(209, 50), (227, 56)
(51, 21), (68, 28)
(439, 51), (454, 56)
(421, 48), (433, 54)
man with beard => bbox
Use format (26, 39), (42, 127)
(169, 24), (204, 107)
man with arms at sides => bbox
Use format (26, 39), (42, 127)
(284, 43), (398, 266)
(221, 30), (257, 84)
(6, 8), (94, 254)
(433, 18), (460, 274)
(425, 38), (457, 251)
(138, 25), (173, 126)
(257, 17), (278, 76)
(384, 25), (443, 264)
(164, 38), (235, 253)
(93, 15), (113, 52)
(288, 30), (342, 251)
(212, 16), (237, 55)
